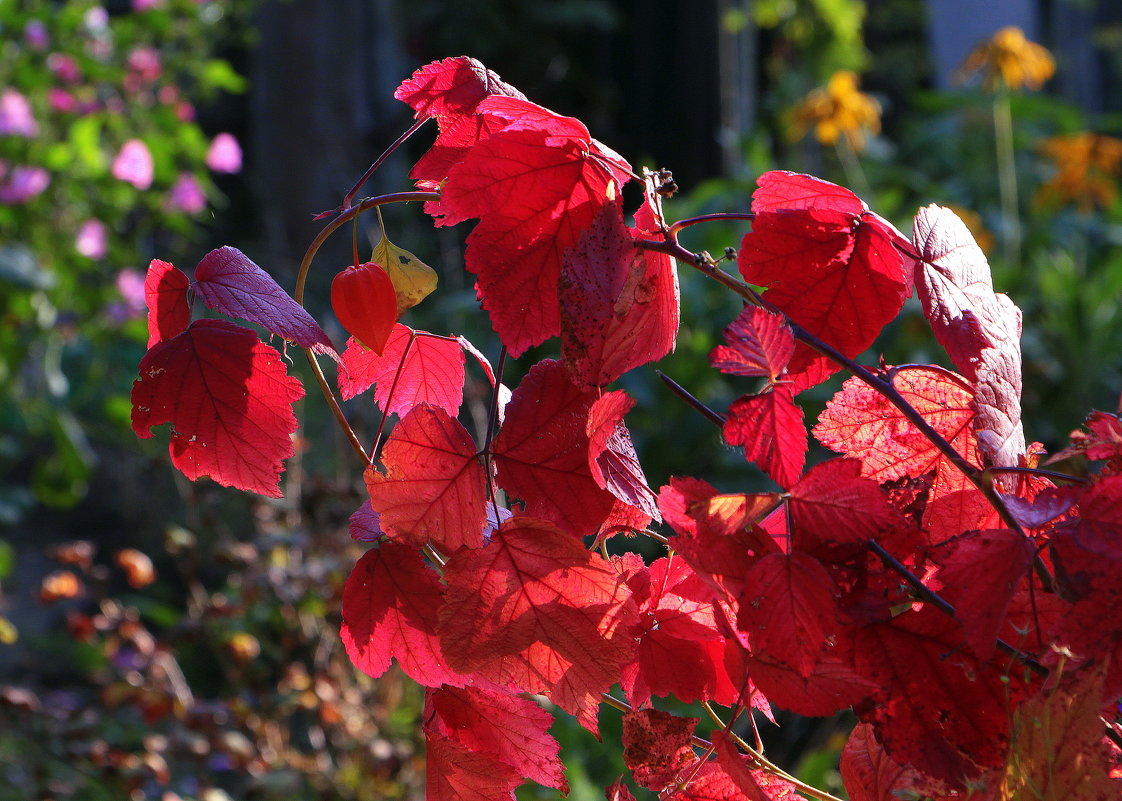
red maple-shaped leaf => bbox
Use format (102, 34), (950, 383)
(337, 326), (465, 417)
(622, 556), (737, 707)
(365, 404), (488, 551)
(430, 96), (630, 356)
(606, 777), (638, 801)
(340, 541), (467, 688)
(425, 732), (522, 801)
(144, 259), (190, 348)
(710, 305), (794, 382)
(738, 172), (910, 392)
(676, 760), (801, 801)
(930, 528), (1035, 661)
(854, 605), (1015, 786)
(813, 366), (981, 504)
(437, 516), (637, 733)
(131, 319), (304, 498)
(738, 552), (838, 678)
(658, 477), (783, 604)
(622, 708), (699, 791)
(193, 246), (338, 360)
(840, 723), (938, 801)
(713, 731), (801, 801)
(348, 501), (382, 542)
(748, 642), (878, 719)
(749, 170), (869, 214)
(492, 360), (617, 537)
(999, 666), (1121, 801)
(425, 686), (567, 792)
(1050, 410), (1122, 467)
(587, 391), (659, 524)
(558, 197), (680, 389)
(787, 459), (906, 556)
(912, 205), (1025, 465)
(395, 56), (525, 121)
(723, 384), (807, 488)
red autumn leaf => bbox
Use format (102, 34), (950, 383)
(709, 305), (794, 382)
(998, 485), (1076, 530)
(1050, 410), (1122, 467)
(622, 557), (738, 707)
(395, 56), (525, 121)
(559, 197), (680, 389)
(738, 172), (910, 392)
(348, 501), (382, 542)
(713, 731), (802, 801)
(787, 459), (906, 555)
(365, 404), (488, 551)
(1000, 665), (1121, 801)
(738, 552), (837, 678)
(340, 541), (468, 688)
(430, 96), (630, 355)
(425, 686), (567, 791)
(813, 366), (981, 501)
(587, 391), (659, 524)
(621, 708), (699, 791)
(750, 170), (868, 215)
(144, 259), (190, 348)
(658, 477), (783, 604)
(337, 325), (465, 417)
(193, 246), (338, 360)
(437, 516), (637, 733)
(722, 384), (807, 488)
(854, 605), (1015, 786)
(425, 732), (522, 801)
(492, 360), (617, 537)
(747, 644), (879, 718)
(676, 760), (801, 801)
(930, 528), (1035, 661)
(840, 723), (937, 801)
(131, 319), (304, 498)
(913, 205), (1025, 465)
(606, 777), (638, 801)
(331, 262), (397, 355)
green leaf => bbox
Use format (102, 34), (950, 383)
(200, 59), (248, 93)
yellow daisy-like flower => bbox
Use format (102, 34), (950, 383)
(1036, 132), (1122, 211)
(790, 70), (881, 152)
(959, 26), (1055, 91)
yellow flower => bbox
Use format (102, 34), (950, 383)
(790, 71), (881, 152)
(959, 26), (1054, 91)
(945, 204), (995, 254)
(1036, 132), (1122, 211)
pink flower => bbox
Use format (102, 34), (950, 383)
(48, 88), (77, 114)
(84, 7), (109, 31)
(48, 53), (81, 84)
(166, 172), (206, 214)
(205, 133), (242, 174)
(126, 47), (161, 84)
(111, 139), (153, 190)
(76, 219), (108, 259)
(24, 20), (49, 50)
(0, 90), (38, 138)
(116, 269), (146, 316)
(0, 164), (50, 204)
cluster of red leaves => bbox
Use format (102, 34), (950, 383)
(132, 56), (1122, 801)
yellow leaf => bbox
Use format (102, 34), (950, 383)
(372, 229), (438, 316)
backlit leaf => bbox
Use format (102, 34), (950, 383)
(193, 246), (338, 359)
(338, 326), (465, 417)
(437, 516), (637, 732)
(131, 319), (303, 498)
(722, 384), (807, 488)
(143, 259), (190, 348)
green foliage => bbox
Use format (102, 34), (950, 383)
(0, 0), (250, 510)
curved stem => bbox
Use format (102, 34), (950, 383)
(341, 117), (429, 211)
(294, 191), (441, 466)
(668, 212), (755, 237)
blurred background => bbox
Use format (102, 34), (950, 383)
(1, 1), (1121, 798)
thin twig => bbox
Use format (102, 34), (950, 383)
(656, 370), (726, 427)
(867, 539), (1048, 676)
